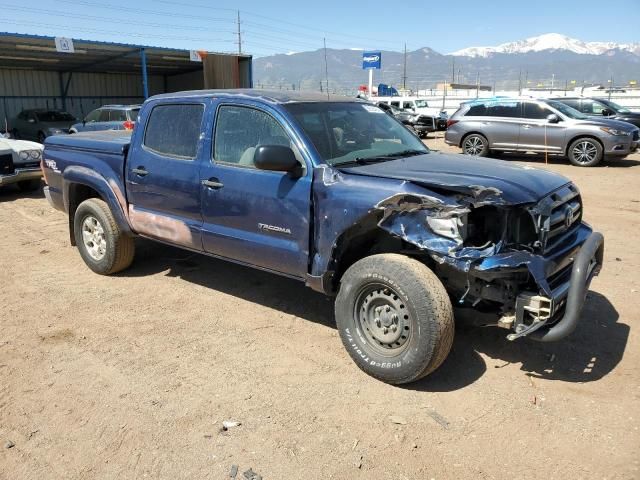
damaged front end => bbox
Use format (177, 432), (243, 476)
(374, 182), (604, 342)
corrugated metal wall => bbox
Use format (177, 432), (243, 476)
(0, 69), (164, 126)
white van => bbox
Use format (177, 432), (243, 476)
(372, 96), (448, 130)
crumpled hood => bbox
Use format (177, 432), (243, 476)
(338, 151), (570, 204)
(0, 137), (43, 153)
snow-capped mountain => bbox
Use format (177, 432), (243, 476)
(450, 33), (640, 57)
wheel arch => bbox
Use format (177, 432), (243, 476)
(460, 131), (489, 148)
(564, 134), (604, 156)
(63, 167), (131, 246)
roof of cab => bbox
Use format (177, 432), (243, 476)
(149, 89), (360, 104)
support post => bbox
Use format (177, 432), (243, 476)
(368, 69), (373, 99)
(140, 48), (149, 99)
(58, 72), (66, 111)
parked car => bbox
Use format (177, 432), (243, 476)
(552, 97), (640, 129)
(0, 136), (43, 191)
(372, 96), (448, 131)
(70, 105), (141, 133)
(42, 90), (604, 384)
(12, 109), (76, 143)
(445, 97), (639, 166)
(376, 102), (436, 137)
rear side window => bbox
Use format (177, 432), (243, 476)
(144, 104), (204, 159)
(128, 108), (140, 121)
(98, 109), (111, 122)
(390, 101), (400, 108)
(523, 102), (554, 119)
(465, 103), (487, 116)
(403, 101), (414, 109)
(486, 101), (521, 118)
(110, 109), (128, 122)
(561, 99), (580, 110)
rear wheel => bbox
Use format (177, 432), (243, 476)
(568, 137), (603, 167)
(462, 133), (489, 156)
(73, 198), (135, 275)
(335, 254), (454, 384)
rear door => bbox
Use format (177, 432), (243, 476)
(125, 101), (208, 250)
(479, 100), (522, 150)
(199, 101), (312, 278)
(518, 102), (566, 153)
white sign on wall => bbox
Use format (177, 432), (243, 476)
(189, 50), (202, 62)
(54, 37), (75, 53)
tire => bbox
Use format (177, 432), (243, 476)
(16, 179), (41, 192)
(73, 198), (135, 275)
(37, 131), (46, 144)
(335, 254), (454, 384)
(462, 133), (489, 157)
(567, 137), (603, 167)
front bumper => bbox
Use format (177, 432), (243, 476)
(510, 231), (604, 342)
(0, 167), (42, 186)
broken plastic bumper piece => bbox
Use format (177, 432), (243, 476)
(507, 231), (604, 342)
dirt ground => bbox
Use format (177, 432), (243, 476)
(1, 138), (639, 480)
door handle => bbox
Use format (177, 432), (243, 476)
(522, 124), (532, 129)
(202, 178), (224, 189)
(132, 167), (148, 176)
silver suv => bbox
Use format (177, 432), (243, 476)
(445, 98), (639, 166)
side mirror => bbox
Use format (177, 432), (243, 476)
(546, 113), (560, 124)
(601, 108), (614, 117)
(254, 145), (301, 176)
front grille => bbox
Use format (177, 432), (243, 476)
(0, 154), (14, 175)
(534, 184), (582, 251)
(19, 161), (40, 169)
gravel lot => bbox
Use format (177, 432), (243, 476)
(1, 138), (639, 479)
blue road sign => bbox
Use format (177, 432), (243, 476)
(362, 51), (381, 69)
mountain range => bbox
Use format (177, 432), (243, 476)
(252, 33), (640, 93)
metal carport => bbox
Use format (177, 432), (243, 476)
(0, 32), (252, 128)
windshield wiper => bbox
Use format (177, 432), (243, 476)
(334, 149), (427, 167)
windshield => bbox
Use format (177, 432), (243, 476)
(284, 102), (428, 166)
(599, 99), (630, 114)
(545, 100), (589, 120)
(36, 111), (75, 122)
(414, 100), (429, 108)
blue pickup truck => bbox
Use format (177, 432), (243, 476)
(42, 90), (604, 384)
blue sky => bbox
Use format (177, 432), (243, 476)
(2, 0), (639, 56)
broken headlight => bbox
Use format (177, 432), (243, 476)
(426, 215), (468, 243)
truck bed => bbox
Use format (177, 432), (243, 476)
(45, 130), (131, 155)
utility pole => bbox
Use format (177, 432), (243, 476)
(476, 72), (480, 98)
(518, 68), (522, 95)
(451, 57), (455, 84)
(236, 10), (242, 54)
(402, 43), (407, 90)
(323, 38), (330, 100)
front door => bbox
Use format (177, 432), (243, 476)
(200, 102), (312, 278)
(125, 101), (207, 250)
(518, 102), (567, 153)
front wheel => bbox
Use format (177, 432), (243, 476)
(37, 131), (46, 144)
(462, 133), (489, 156)
(568, 137), (603, 167)
(335, 254), (454, 384)
(73, 198), (135, 275)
